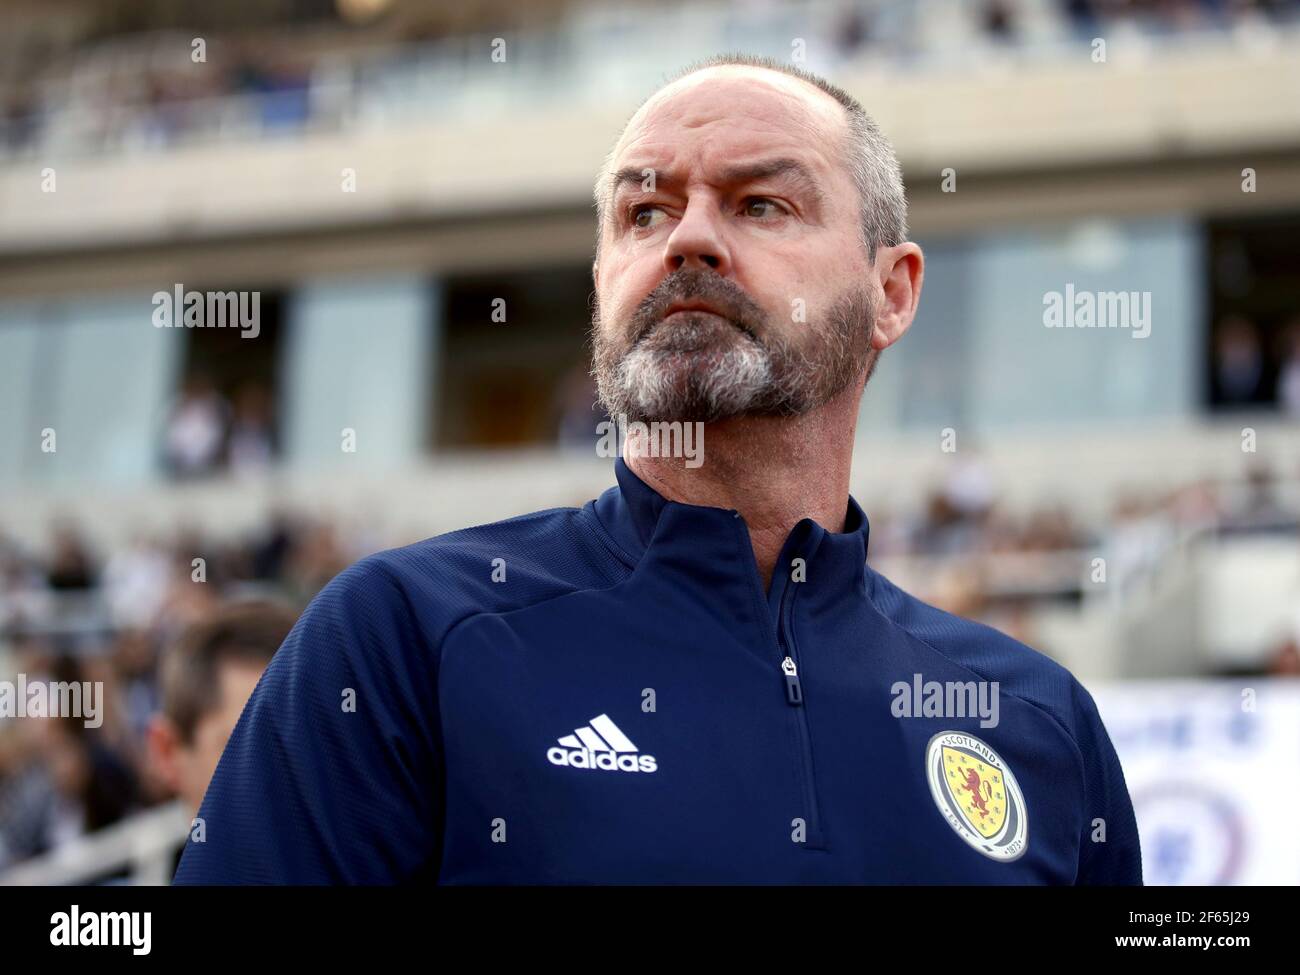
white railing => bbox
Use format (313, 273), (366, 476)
(0, 800), (189, 886)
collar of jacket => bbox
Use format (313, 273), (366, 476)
(594, 456), (871, 604)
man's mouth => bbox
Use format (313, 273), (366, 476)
(663, 300), (727, 319)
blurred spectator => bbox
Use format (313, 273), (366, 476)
(38, 658), (141, 847)
(0, 86), (37, 152)
(1268, 606), (1300, 676)
(46, 522), (97, 591)
(1276, 317), (1300, 416)
(913, 452), (997, 555)
(283, 523), (351, 604)
(0, 543), (52, 632)
(251, 509), (297, 581)
(0, 721), (54, 870)
(148, 599), (297, 819)
(945, 452), (997, 519)
(981, 0), (1019, 41)
(1167, 478), (1223, 534)
(914, 490), (968, 555)
(1220, 464), (1297, 534)
(1211, 314), (1266, 406)
(111, 629), (163, 771)
(1101, 492), (1175, 596)
(102, 534), (171, 629)
(834, 5), (872, 56)
(163, 374), (230, 478)
(227, 381), (276, 474)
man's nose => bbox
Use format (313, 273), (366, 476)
(663, 199), (732, 275)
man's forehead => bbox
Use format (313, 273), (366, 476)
(612, 65), (847, 171)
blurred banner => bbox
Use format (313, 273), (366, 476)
(1094, 679), (1300, 885)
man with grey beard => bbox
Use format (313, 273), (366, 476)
(591, 265), (873, 426)
(177, 54), (1141, 886)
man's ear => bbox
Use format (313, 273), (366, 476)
(871, 242), (924, 351)
(592, 259), (599, 284)
(147, 714), (183, 795)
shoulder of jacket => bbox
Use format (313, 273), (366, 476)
(314, 504), (626, 642)
(865, 565), (1100, 743)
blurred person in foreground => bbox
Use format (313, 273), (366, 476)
(176, 54), (1140, 885)
(16, 656), (142, 871)
(149, 600), (297, 821)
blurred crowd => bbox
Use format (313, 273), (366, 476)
(0, 510), (363, 874)
(4, 0), (1299, 157)
(834, 0), (1300, 54)
(868, 458), (1299, 656)
(870, 458), (1299, 562)
(0, 37), (314, 155)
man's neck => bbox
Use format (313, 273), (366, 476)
(624, 381), (862, 591)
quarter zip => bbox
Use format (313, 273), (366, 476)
(776, 577), (825, 849)
(731, 513), (827, 851)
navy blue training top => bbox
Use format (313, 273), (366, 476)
(174, 458), (1141, 884)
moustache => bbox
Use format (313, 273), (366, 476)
(627, 270), (766, 347)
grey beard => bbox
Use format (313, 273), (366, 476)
(591, 287), (876, 425)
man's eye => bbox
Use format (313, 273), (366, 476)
(742, 198), (784, 219)
(631, 205), (666, 229)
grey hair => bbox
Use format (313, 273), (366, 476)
(593, 53), (908, 263)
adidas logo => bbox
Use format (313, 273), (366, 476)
(546, 713), (658, 773)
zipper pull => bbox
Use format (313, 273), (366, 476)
(781, 656), (803, 705)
